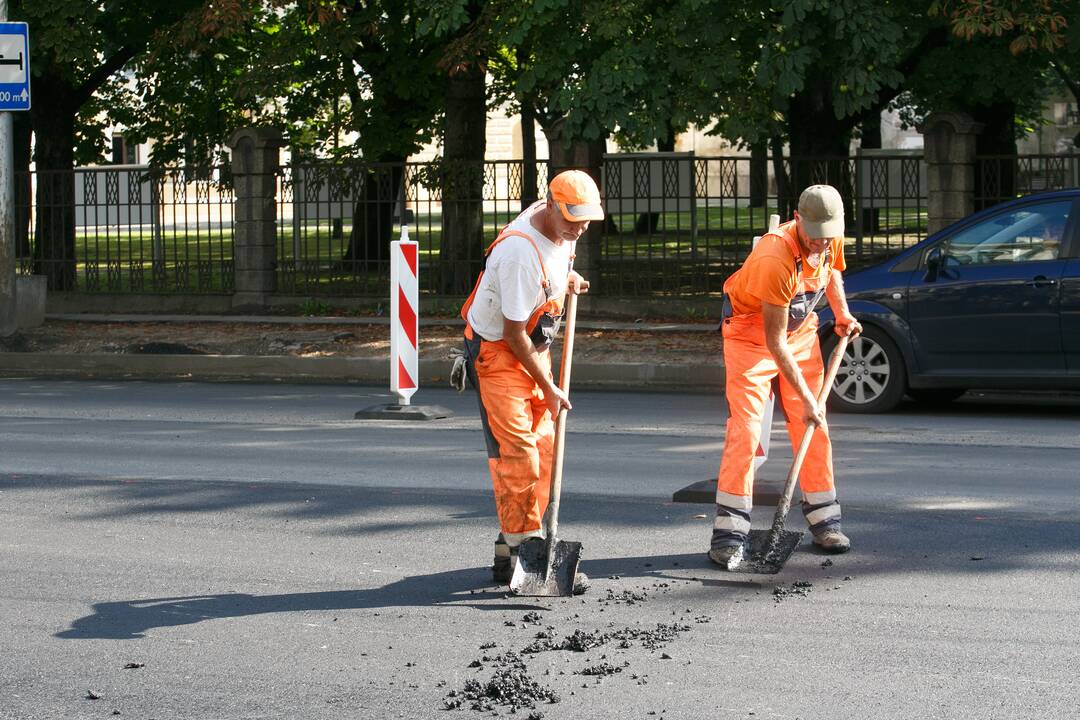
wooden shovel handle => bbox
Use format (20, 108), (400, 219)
(544, 292), (578, 543)
(772, 333), (851, 527)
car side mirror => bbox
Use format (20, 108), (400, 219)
(924, 247), (942, 282)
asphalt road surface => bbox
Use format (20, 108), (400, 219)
(1, 379), (1078, 719)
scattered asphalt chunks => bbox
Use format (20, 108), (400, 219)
(444, 562), (850, 715)
(444, 583), (700, 716)
(772, 580), (814, 603)
(444, 650), (559, 714)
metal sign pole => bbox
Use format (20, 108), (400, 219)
(0, 0), (16, 337)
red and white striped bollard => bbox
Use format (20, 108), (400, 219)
(390, 224), (418, 406)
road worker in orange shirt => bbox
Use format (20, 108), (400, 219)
(710, 184), (862, 569)
(459, 170), (600, 593)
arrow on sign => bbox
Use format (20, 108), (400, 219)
(0, 52), (22, 71)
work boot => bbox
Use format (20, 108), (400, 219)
(492, 535), (517, 583)
(812, 528), (851, 554)
(708, 544), (745, 571)
(572, 571), (590, 595)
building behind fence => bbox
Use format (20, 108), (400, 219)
(14, 115), (1080, 304)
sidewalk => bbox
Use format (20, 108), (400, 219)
(0, 314), (726, 392)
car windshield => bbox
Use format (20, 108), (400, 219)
(943, 201), (1071, 265)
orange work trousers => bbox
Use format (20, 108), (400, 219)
(465, 335), (554, 547)
(715, 313), (839, 540)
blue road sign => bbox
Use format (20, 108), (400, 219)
(0, 22), (30, 111)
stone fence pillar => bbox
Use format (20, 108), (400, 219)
(919, 112), (983, 236)
(228, 127), (283, 308)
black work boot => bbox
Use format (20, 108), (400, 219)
(492, 534), (516, 583)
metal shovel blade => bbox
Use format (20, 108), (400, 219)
(723, 528), (804, 575)
(509, 536), (582, 597)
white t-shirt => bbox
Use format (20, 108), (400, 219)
(466, 202), (574, 341)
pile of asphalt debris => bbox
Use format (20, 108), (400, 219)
(772, 580), (814, 602)
(444, 596), (698, 715)
(444, 651), (558, 715)
(445, 566), (845, 714)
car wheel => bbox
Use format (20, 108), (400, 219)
(906, 388), (966, 405)
(824, 325), (907, 413)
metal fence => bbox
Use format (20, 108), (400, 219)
(275, 160), (549, 297)
(18, 152), (1080, 297)
(16, 165), (234, 293)
(975, 154), (1080, 208)
(597, 152), (927, 295)
(276, 153), (928, 297)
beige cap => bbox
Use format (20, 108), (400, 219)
(798, 184), (844, 239)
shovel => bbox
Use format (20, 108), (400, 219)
(726, 333), (851, 574)
(510, 292), (583, 597)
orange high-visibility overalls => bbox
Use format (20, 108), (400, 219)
(460, 219), (568, 548)
(712, 221), (844, 550)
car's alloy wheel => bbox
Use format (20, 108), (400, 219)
(825, 325), (907, 413)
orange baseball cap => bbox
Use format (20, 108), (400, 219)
(548, 170), (604, 222)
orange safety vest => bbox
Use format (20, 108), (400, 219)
(461, 225), (568, 346)
(721, 222), (832, 333)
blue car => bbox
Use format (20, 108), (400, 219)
(817, 190), (1080, 412)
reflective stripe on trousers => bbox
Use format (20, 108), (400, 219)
(464, 333), (553, 547)
(711, 313), (841, 546)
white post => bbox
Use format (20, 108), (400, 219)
(389, 224), (418, 406)
(0, 0), (18, 337)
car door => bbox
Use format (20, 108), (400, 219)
(906, 199), (1073, 375)
(1060, 227), (1080, 375)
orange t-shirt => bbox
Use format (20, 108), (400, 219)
(723, 220), (845, 317)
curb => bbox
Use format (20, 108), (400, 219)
(0, 352), (725, 392)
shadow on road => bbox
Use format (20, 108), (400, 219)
(56, 567), (548, 641)
(55, 551), (767, 641)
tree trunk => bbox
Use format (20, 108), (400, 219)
(520, 100), (538, 210)
(342, 162), (404, 273)
(30, 79), (77, 291)
(971, 100), (1017, 210)
(439, 63), (487, 295)
(749, 140), (768, 208)
(787, 86), (855, 230)
(859, 112), (882, 233)
(770, 135), (792, 219)
(517, 48), (540, 214)
(634, 126), (676, 234)
(543, 118), (608, 284)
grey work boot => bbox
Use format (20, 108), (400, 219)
(572, 571), (590, 595)
(708, 544), (745, 571)
(812, 528), (851, 554)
